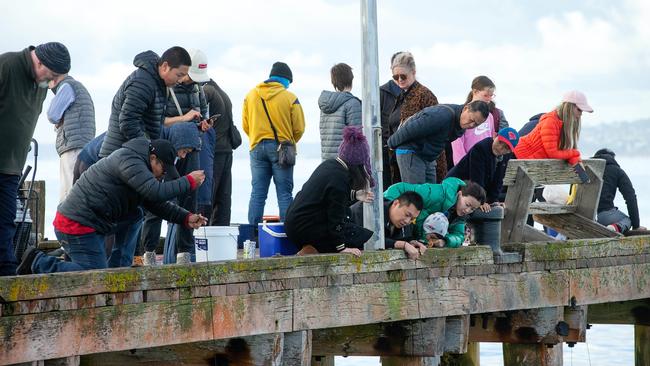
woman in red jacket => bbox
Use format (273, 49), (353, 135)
(513, 91), (593, 178)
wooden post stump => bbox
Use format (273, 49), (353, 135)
(440, 342), (479, 366)
(503, 343), (562, 366)
(636, 325), (650, 366)
(311, 355), (335, 366)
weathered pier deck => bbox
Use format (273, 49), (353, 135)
(2, 235), (650, 365)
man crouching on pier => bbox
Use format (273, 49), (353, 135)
(17, 138), (207, 274)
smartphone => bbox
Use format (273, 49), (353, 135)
(208, 114), (222, 124)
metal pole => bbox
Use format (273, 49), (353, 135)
(361, 0), (385, 250)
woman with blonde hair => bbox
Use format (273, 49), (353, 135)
(386, 51), (439, 184)
(513, 90), (592, 181)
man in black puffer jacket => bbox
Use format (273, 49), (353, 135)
(17, 138), (207, 274)
(593, 148), (645, 233)
(99, 47), (192, 158)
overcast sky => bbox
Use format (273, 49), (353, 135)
(2, 0), (649, 146)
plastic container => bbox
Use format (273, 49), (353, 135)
(194, 226), (238, 262)
(258, 222), (297, 257)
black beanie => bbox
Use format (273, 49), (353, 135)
(35, 42), (71, 74)
(269, 61), (293, 83)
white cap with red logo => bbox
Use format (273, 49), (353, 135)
(187, 48), (210, 83)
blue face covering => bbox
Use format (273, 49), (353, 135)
(267, 76), (290, 89)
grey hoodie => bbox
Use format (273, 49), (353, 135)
(318, 90), (361, 160)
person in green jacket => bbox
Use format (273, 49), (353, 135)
(384, 178), (486, 248)
(0, 42), (70, 276)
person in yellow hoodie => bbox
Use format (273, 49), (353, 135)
(243, 62), (306, 226)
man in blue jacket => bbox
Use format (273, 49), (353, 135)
(387, 100), (489, 184)
(17, 138), (207, 275)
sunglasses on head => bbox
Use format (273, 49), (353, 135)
(392, 74), (408, 81)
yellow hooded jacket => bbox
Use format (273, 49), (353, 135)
(242, 81), (305, 150)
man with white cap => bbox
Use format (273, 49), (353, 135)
(0, 42), (71, 276)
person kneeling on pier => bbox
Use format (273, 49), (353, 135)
(349, 191), (427, 260)
(384, 178), (486, 248)
(17, 138), (207, 275)
(284, 126), (374, 257)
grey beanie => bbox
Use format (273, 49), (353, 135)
(269, 61), (293, 83)
(35, 42), (71, 74)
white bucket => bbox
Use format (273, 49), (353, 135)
(194, 226), (239, 262)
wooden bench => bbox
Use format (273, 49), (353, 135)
(501, 159), (622, 243)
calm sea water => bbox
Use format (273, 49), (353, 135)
(32, 144), (648, 365)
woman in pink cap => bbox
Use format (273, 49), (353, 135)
(513, 90), (593, 181)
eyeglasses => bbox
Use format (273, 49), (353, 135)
(392, 74), (408, 82)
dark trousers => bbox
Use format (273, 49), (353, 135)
(210, 152), (233, 226)
(0, 174), (20, 276)
(141, 152), (198, 254)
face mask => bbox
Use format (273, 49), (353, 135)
(37, 80), (50, 88)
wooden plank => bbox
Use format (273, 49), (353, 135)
(381, 356), (440, 366)
(502, 167), (535, 243)
(503, 343), (563, 366)
(588, 299), (650, 325)
(533, 213), (622, 239)
(573, 163), (605, 219)
(312, 355), (335, 366)
(468, 308), (563, 345)
(503, 236), (650, 262)
(502, 159), (605, 186)
(293, 281), (421, 330)
(283, 330), (311, 366)
(569, 263), (650, 305)
(0, 298), (215, 365)
(80, 334), (287, 366)
(417, 272), (570, 318)
(528, 203), (576, 215)
(522, 225), (554, 242)
(0, 250), (425, 302)
(311, 318), (446, 357)
(212, 291), (293, 339)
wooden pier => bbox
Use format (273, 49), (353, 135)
(1, 235), (650, 365)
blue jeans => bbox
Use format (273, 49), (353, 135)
(0, 174), (20, 276)
(108, 211), (143, 268)
(248, 139), (294, 225)
(33, 230), (107, 273)
(597, 208), (632, 233)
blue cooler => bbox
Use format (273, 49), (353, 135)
(258, 222), (298, 257)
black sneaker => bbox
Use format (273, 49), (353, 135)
(16, 246), (40, 275)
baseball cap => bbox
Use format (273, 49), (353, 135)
(150, 139), (180, 179)
(561, 90), (593, 113)
(423, 212), (449, 238)
(187, 48), (210, 83)
(496, 127), (520, 150)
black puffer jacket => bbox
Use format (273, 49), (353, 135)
(387, 104), (465, 162)
(594, 151), (640, 229)
(204, 79), (236, 153)
(100, 51), (168, 157)
(60, 138), (192, 234)
(380, 80), (401, 145)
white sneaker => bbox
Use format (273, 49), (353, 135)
(143, 251), (156, 266)
(176, 252), (191, 265)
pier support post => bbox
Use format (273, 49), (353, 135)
(283, 330), (311, 366)
(440, 342), (480, 366)
(503, 343), (562, 366)
(636, 325), (650, 366)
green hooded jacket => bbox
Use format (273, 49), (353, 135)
(384, 177), (466, 248)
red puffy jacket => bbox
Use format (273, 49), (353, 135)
(513, 110), (581, 166)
